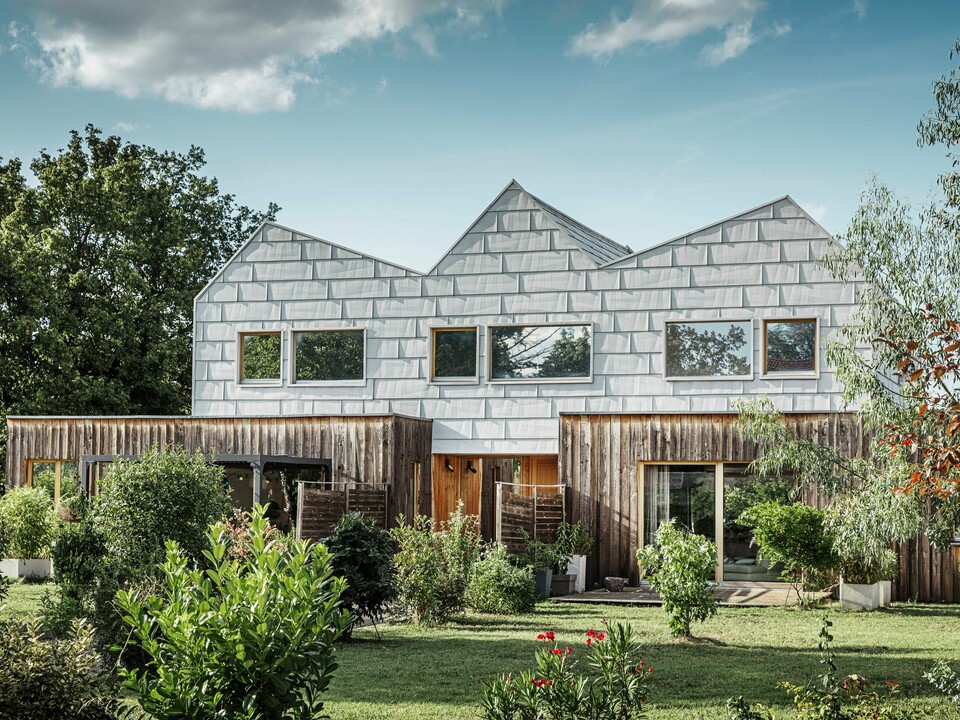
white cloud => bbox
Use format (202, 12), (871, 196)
(377, 77), (389, 94)
(22, 0), (506, 112)
(569, 0), (762, 60)
(852, 0), (867, 20)
(701, 20), (754, 65)
(798, 200), (828, 224)
(112, 121), (140, 133)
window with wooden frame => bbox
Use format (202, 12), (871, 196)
(238, 331), (282, 384)
(664, 320), (753, 379)
(26, 459), (80, 505)
(431, 327), (478, 382)
(489, 324), (592, 381)
(292, 329), (365, 383)
(763, 318), (818, 375)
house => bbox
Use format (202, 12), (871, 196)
(6, 180), (957, 600)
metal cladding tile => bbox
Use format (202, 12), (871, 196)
(451, 233), (485, 254)
(423, 399), (486, 420)
(799, 262), (837, 283)
(614, 312), (648, 332)
(792, 394), (833, 412)
(779, 240), (812, 262)
(367, 338), (401, 359)
(398, 337), (428, 358)
(622, 266), (690, 289)
(709, 241), (779, 265)
(761, 264), (800, 285)
(236, 400), (283, 416)
(378, 318), (419, 338)
(375, 296), (436, 318)
(328, 277), (390, 299)
(207, 283), (238, 303)
(594, 332), (630, 354)
(473, 419), (507, 440)
(301, 241), (333, 260)
(671, 379), (746, 395)
(686, 226), (723, 244)
(195, 380), (225, 400)
(690, 264), (762, 288)
(239, 283), (269, 302)
(435, 253), (503, 275)
(735, 205), (774, 221)
(620, 395), (655, 413)
(486, 231), (550, 253)
(743, 285), (779, 307)
(520, 271), (585, 293)
(686, 396), (729, 412)
(722, 220), (759, 243)
(568, 253), (597, 271)
(759, 218), (822, 242)
(223, 301), (281, 322)
(492, 189), (538, 212)
(831, 305), (856, 326)
(651, 395), (688, 412)
(314, 259), (375, 280)
(331, 246), (361, 260)
(205, 361), (235, 381)
(455, 273), (520, 296)
(342, 401), (365, 414)
(583, 395), (624, 413)
(502, 251), (569, 273)
(432, 419), (474, 441)
(567, 291), (602, 312)
(376, 262), (408, 277)
(498, 211), (532, 232)
(263, 226), (294, 243)
(421, 276), (455, 296)
(503, 418), (558, 440)
(438, 294), (501, 316)
(630, 332), (660, 354)
(502, 292), (567, 315)
(194, 400), (236, 416)
(473, 212), (499, 233)
(363, 400), (391, 414)
(593, 352), (642, 376)
(780, 283), (854, 306)
(199, 322), (233, 342)
(221, 264), (253, 283)
(342, 299), (374, 319)
(267, 281), (328, 302)
(586, 271), (621, 290)
(281, 300), (342, 321)
(773, 199), (804, 218)
(672, 245), (708, 266)
(242, 241), (301, 263)
(366, 357), (417, 378)
(601, 289), (672, 312)
(253, 262), (313, 282)
(221, 342), (237, 361)
(390, 277), (423, 297)
(552, 396), (588, 413)
(195, 341), (221, 362)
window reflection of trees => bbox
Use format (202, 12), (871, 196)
(242, 334), (281, 381)
(295, 330), (364, 382)
(766, 321), (816, 373)
(433, 330), (477, 378)
(665, 321), (751, 377)
(490, 325), (591, 379)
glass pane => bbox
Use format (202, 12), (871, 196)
(491, 325), (591, 379)
(295, 330), (364, 382)
(60, 461), (80, 500)
(643, 465), (716, 548)
(433, 330), (477, 378)
(242, 334), (281, 381)
(722, 464), (796, 582)
(30, 462), (57, 499)
(665, 321), (751, 377)
(766, 320), (816, 373)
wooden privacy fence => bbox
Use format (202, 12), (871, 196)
(495, 483), (565, 554)
(296, 481), (389, 541)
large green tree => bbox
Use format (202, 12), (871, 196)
(0, 126), (277, 474)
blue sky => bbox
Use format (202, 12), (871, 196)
(1, 1), (958, 271)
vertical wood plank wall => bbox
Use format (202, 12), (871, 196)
(559, 412), (960, 603)
(6, 415), (432, 529)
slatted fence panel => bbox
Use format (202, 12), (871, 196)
(297, 484), (389, 541)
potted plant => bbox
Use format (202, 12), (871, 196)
(838, 546), (898, 611)
(551, 521), (593, 596)
(517, 533), (559, 600)
(0, 486), (56, 580)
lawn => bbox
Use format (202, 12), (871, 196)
(326, 602), (960, 720)
(1, 580), (49, 619)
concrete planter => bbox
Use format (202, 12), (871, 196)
(534, 569), (553, 600)
(840, 580), (885, 611)
(551, 574), (577, 597)
(566, 554), (587, 593)
(0, 558), (52, 581)
(878, 580), (892, 607)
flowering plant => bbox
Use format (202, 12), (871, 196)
(481, 621), (651, 719)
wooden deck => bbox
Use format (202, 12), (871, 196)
(552, 583), (831, 607)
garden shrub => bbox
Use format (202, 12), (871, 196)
(481, 621), (652, 719)
(95, 447), (232, 574)
(926, 660), (960, 704)
(466, 543), (538, 614)
(0, 615), (116, 720)
(740, 502), (837, 590)
(116, 506), (349, 719)
(0, 485), (55, 558)
(554, 520), (593, 572)
(391, 504), (483, 624)
(636, 521), (717, 638)
(326, 511), (396, 635)
(40, 519), (108, 636)
(516, 530), (561, 573)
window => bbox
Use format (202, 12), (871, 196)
(293, 329), (365, 383)
(489, 324), (592, 381)
(27, 460), (80, 505)
(239, 332), (281, 383)
(432, 328), (478, 381)
(764, 319), (818, 374)
(664, 320), (752, 379)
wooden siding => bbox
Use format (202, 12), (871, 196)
(5, 415), (432, 530)
(559, 412), (960, 603)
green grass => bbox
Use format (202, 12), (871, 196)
(1, 580), (48, 619)
(326, 602), (960, 719)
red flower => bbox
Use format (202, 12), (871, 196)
(537, 631), (556, 642)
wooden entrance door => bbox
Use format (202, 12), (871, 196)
(432, 456), (482, 524)
(519, 456), (559, 496)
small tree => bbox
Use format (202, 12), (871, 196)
(325, 512), (396, 636)
(116, 507), (348, 719)
(636, 521), (717, 638)
(0, 486), (55, 558)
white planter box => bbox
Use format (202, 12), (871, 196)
(567, 554), (587, 593)
(0, 558), (52, 581)
(840, 580), (883, 611)
(878, 580), (892, 607)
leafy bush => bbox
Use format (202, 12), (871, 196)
(391, 505), (483, 624)
(481, 622), (652, 719)
(636, 521), (718, 638)
(926, 660), (960, 704)
(39, 519), (108, 637)
(94, 447), (232, 573)
(554, 520), (593, 572)
(116, 507), (349, 719)
(0, 485), (55, 558)
(0, 615), (116, 719)
(466, 544), (539, 614)
(326, 511), (396, 634)
(740, 502), (837, 589)
(516, 530), (561, 573)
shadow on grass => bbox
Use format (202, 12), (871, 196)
(328, 630), (943, 710)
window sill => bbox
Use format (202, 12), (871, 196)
(760, 372), (819, 380)
(237, 380), (283, 387)
(430, 378), (480, 385)
(664, 375), (753, 382)
(488, 376), (593, 384)
(291, 380), (367, 387)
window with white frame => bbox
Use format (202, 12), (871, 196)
(432, 327), (478, 381)
(239, 332), (282, 384)
(763, 319), (818, 374)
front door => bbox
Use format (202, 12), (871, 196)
(432, 455), (482, 524)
